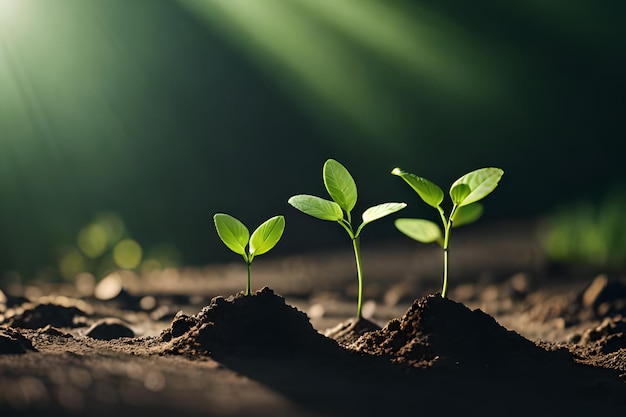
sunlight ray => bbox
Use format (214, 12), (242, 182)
(289, 0), (494, 95)
(177, 0), (509, 149)
(178, 0), (410, 140)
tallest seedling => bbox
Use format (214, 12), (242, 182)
(392, 167), (504, 298)
(289, 159), (406, 319)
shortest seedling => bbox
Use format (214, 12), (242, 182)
(392, 167), (503, 298)
(214, 213), (285, 295)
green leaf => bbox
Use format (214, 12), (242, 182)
(288, 195), (344, 221)
(323, 159), (357, 213)
(362, 202), (407, 225)
(250, 215), (285, 256)
(395, 218), (442, 245)
(450, 167), (504, 207)
(356, 202), (407, 236)
(450, 183), (471, 206)
(391, 168), (444, 208)
(214, 213), (249, 257)
(451, 203), (483, 227)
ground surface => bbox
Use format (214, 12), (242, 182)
(1, 220), (626, 416)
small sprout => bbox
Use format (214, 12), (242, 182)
(213, 213), (285, 295)
(392, 167), (504, 298)
(289, 159), (406, 319)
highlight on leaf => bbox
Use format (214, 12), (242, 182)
(250, 215), (285, 257)
(391, 168), (444, 208)
(323, 159), (358, 213)
(287, 195), (344, 221)
(451, 203), (483, 227)
(394, 218), (442, 245)
(213, 213), (285, 295)
(213, 213), (249, 258)
(289, 158), (406, 319)
(357, 202), (407, 236)
(450, 167), (504, 207)
(393, 166), (503, 298)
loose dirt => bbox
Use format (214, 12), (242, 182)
(1, 221), (626, 416)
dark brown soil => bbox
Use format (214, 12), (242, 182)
(322, 316), (381, 345)
(159, 287), (341, 357)
(1, 221), (626, 416)
(351, 293), (561, 370)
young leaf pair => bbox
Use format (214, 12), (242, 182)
(213, 214), (285, 295)
(289, 159), (406, 319)
(392, 167), (504, 298)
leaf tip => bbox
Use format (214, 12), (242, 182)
(287, 196), (301, 207)
(391, 167), (402, 176)
(213, 212), (226, 224)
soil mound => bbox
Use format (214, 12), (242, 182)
(350, 293), (567, 370)
(160, 287), (341, 357)
(0, 327), (37, 354)
(5, 303), (88, 329)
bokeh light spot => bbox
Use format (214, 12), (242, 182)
(77, 224), (108, 258)
(112, 239), (142, 269)
(59, 249), (85, 280)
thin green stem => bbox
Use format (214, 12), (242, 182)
(437, 206), (447, 227)
(245, 261), (251, 296)
(442, 236), (449, 298)
(337, 218), (362, 318)
(352, 236), (364, 319)
(338, 219), (354, 238)
(441, 205), (458, 298)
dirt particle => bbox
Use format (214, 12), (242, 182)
(84, 318), (134, 340)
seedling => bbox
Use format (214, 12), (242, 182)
(288, 159), (406, 319)
(213, 213), (285, 295)
(392, 167), (503, 298)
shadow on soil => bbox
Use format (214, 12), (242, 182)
(161, 288), (626, 416)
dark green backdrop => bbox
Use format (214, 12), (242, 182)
(0, 0), (624, 281)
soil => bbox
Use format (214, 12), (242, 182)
(1, 220), (626, 416)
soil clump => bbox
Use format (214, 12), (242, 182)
(1, 240), (626, 417)
(160, 287), (342, 357)
(351, 293), (569, 371)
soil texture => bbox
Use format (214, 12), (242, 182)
(1, 220), (626, 416)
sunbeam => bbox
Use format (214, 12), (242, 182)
(177, 0), (508, 147)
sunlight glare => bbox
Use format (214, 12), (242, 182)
(177, 0), (506, 147)
(178, 0), (403, 139)
(0, 0), (18, 15)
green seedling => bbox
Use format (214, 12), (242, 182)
(288, 159), (406, 319)
(392, 167), (504, 298)
(213, 213), (285, 295)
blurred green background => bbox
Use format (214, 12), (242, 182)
(1, 0), (625, 283)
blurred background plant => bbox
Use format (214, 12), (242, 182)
(541, 186), (626, 273)
(0, 0), (624, 283)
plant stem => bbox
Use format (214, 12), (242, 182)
(441, 206), (457, 298)
(442, 236), (449, 298)
(245, 262), (251, 296)
(352, 236), (364, 319)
